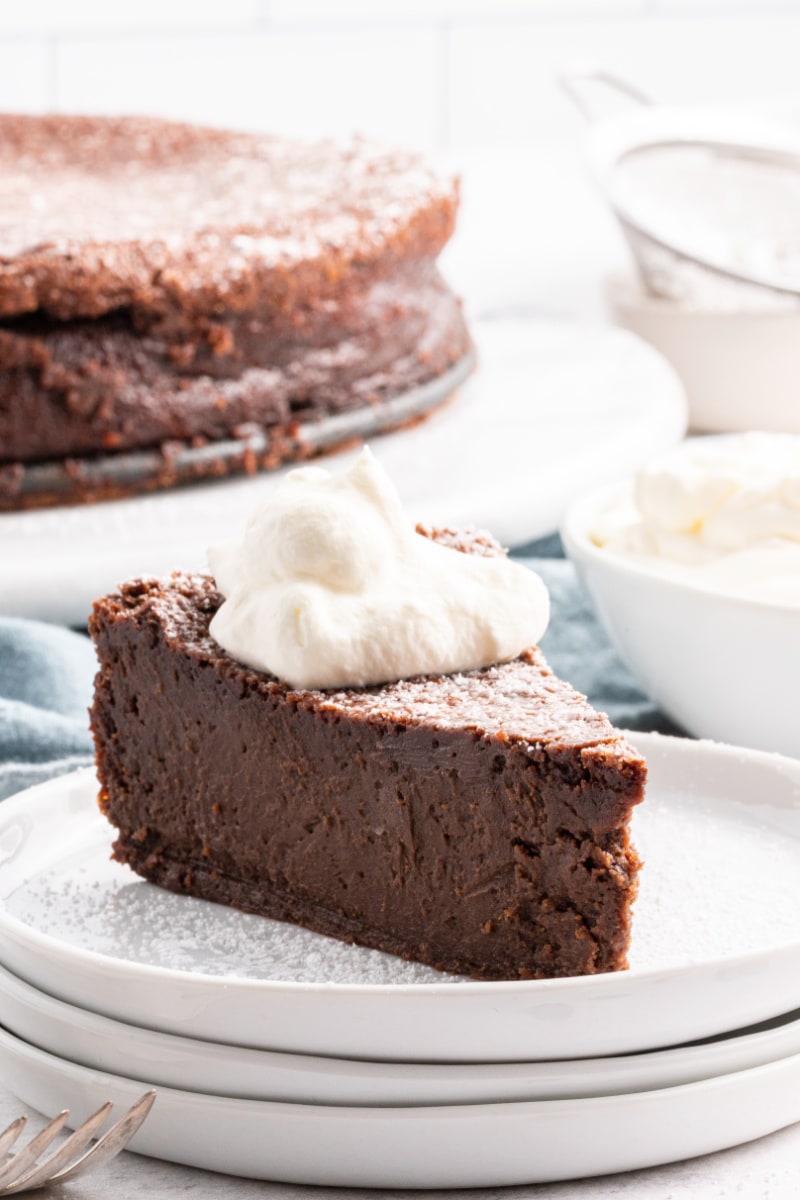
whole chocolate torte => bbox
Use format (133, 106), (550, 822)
(89, 531), (645, 982)
(0, 115), (471, 509)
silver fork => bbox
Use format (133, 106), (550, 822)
(0, 1091), (155, 1195)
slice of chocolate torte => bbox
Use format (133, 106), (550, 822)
(89, 536), (645, 982)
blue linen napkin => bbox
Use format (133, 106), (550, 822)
(0, 617), (96, 801)
(0, 542), (678, 801)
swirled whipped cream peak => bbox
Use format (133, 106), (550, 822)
(207, 448), (549, 690)
(593, 432), (800, 604)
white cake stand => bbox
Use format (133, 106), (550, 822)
(0, 318), (686, 625)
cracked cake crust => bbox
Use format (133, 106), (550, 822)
(0, 114), (457, 322)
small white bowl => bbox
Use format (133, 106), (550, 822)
(561, 482), (800, 757)
(606, 273), (800, 435)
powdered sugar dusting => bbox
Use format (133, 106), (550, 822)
(6, 846), (449, 984)
(630, 799), (800, 968)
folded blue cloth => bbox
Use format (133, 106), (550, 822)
(0, 618), (95, 800)
(0, 547), (678, 802)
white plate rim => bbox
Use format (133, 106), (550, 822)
(2, 954), (800, 1105)
(2, 1022), (800, 1187)
(4, 1015), (800, 1114)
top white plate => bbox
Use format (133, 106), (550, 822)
(0, 732), (799, 1062)
(0, 318), (686, 625)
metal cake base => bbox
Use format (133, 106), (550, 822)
(6, 352), (477, 509)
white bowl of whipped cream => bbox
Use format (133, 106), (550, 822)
(561, 432), (800, 756)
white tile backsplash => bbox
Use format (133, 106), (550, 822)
(0, 41), (49, 110)
(0, 1), (260, 35)
(265, 0), (648, 24)
(441, 144), (629, 320)
(31, 6), (800, 153)
(56, 28), (440, 147)
(448, 13), (800, 147)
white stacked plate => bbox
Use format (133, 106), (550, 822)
(1, 732), (800, 1187)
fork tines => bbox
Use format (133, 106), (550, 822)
(0, 1091), (155, 1195)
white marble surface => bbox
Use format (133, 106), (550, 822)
(1, 1086), (800, 1198)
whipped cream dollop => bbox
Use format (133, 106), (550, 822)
(593, 432), (800, 605)
(208, 449), (549, 689)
